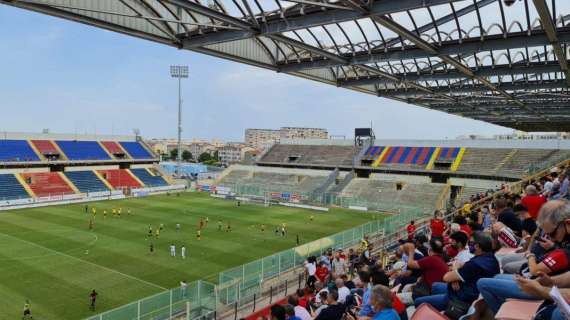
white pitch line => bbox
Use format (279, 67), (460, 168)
(0, 232), (167, 291)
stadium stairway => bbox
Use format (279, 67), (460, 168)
(130, 168), (168, 187)
(97, 169), (144, 189)
(19, 172), (77, 197)
(55, 140), (112, 161)
(0, 140), (40, 162)
(0, 174), (32, 200)
(328, 171), (354, 193)
(493, 149), (519, 174)
(313, 168), (339, 194)
(119, 141), (154, 159)
(65, 171), (111, 193)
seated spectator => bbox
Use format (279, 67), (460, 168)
(271, 304), (286, 320)
(314, 290), (344, 320)
(335, 278), (350, 304)
(494, 198), (522, 236)
(312, 291), (328, 317)
(516, 270), (570, 320)
(514, 204), (538, 240)
(297, 288), (310, 308)
(477, 200), (570, 315)
(360, 267), (405, 319)
(522, 185), (547, 220)
(283, 304), (301, 320)
(288, 295), (312, 320)
(469, 208), (484, 231)
(414, 232), (500, 317)
(414, 234), (429, 257)
(341, 274), (355, 290)
(453, 215), (472, 236)
(314, 282), (329, 305)
(394, 243), (424, 288)
(368, 285), (400, 320)
(448, 231), (472, 266)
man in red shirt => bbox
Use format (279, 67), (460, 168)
(407, 220), (416, 240)
(521, 185), (547, 220)
(405, 239), (448, 292)
(430, 210), (446, 240)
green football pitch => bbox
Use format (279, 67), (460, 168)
(0, 192), (379, 320)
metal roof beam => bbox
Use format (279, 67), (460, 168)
(383, 80), (568, 97)
(339, 62), (563, 87)
(279, 29), (570, 72)
(179, 0), (467, 47)
(532, 0), (570, 86)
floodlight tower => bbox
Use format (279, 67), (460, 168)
(170, 65), (188, 179)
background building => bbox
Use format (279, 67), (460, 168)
(245, 127), (328, 149)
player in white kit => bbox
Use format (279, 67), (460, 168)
(170, 244), (176, 257)
(181, 245), (186, 259)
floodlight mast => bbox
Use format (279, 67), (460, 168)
(170, 65), (188, 179)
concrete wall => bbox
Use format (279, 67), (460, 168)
(0, 167), (49, 174)
(449, 177), (506, 189)
(230, 164), (341, 177)
(370, 173), (432, 184)
(64, 165), (120, 171)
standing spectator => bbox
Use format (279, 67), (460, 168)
(89, 289), (98, 311)
(414, 232), (500, 315)
(305, 256), (317, 289)
(407, 221), (416, 240)
(368, 285), (400, 320)
(314, 290), (344, 320)
(180, 280), (188, 298)
(315, 261), (329, 284)
(335, 278), (350, 304)
(430, 210), (446, 241)
(494, 198), (522, 236)
(332, 251), (347, 277)
(522, 185), (547, 220)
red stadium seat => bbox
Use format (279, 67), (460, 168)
(411, 303), (450, 320)
(20, 172), (75, 197)
(495, 299), (542, 320)
(97, 169), (143, 189)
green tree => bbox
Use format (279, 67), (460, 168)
(198, 152), (212, 163)
(182, 150), (193, 162)
(169, 148), (178, 160)
(213, 150), (219, 161)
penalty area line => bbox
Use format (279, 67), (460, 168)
(0, 231), (167, 291)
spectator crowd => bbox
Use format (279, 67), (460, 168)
(262, 166), (570, 320)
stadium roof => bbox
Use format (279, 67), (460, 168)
(3, 0), (570, 131)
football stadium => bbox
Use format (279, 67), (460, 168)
(2, 0), (570, 320)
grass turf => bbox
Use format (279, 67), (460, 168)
(0, 192), (379, 320)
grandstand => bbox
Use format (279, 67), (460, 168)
(0, 132), (179, 206)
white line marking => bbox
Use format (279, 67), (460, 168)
(0, 231), (167, 291)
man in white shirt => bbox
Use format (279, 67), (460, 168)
(287, 295), (312, 320)
(335, 278), (350, 304)
(332, 252), (347, 277)
(170, 244), (176, 257)
(181, 245), (187, 259)
(450, 231), (473, 266)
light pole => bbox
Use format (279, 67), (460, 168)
(170, 65), (188, 179)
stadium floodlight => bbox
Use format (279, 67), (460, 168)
(170, 65), (189, 179)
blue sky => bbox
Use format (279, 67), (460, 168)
(0, 5), (514, 141)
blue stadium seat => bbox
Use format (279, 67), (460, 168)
(0, 140), (40, 162)
(0, 174), (30, 200)
(56, 141), (111, 161)
(120, 142), (153, 159)
(65, 171), (109, 193)
(130, 168), (168, 187)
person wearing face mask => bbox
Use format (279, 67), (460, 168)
(449, 231), (473, 267)
(476, 200), (570, 315)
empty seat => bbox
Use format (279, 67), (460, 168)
(0, 174), (30, 200)
(56, 141), (111, 161)
(98, 169), (143, 189)
(20, 172), (75, 197)
(0, 140), (40, 162)
(119, 142), (153, 159)
(495, 299), (542, 320)
(30, 140), (61, 158)
(130, 168), (168, 187)
(65, 171), (109, 193)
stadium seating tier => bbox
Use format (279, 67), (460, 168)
(65, 171), (110, 193)
(0, 174), (30, 200)
(20, 172), (75, 197)
(130, 168), (168, 187)
(0, 140), (40, 162)
(119, 141), (154, 159)
(55, 140), (112, 161)
(98, 169), (143, 189)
